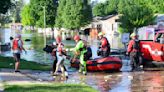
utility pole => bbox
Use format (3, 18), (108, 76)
(43, 6), (46, 46)
(43, 6), (47, 62)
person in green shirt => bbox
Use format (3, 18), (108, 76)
(72, 35), (87, 75)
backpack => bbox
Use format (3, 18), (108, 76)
(133, 40), (140, 50)
(86, 47), (92, 59)
(84, 47), (92, 61)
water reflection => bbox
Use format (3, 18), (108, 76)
(131, 71), (164, 92)
(109, 72), (132, 92)
(65, 70), (164, 92)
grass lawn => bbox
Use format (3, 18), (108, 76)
(4, 83), (98, 92)
(0, 56), (51, 71)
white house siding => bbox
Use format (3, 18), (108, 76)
(100, 15), (123, 49)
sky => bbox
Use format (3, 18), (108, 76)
(23, 0), (29, 4)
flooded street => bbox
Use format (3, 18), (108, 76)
(65, 61), (164, 92)
(16, 59), (164, 92)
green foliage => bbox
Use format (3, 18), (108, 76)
(0, 15), (11, 26)
(21, 4), (35, 26)
(29, 0), (57, 28)
(0, 0), (12, 26)
(104, 0), (119, 15)
(93, 0), (163, 17)
(93, 3), (106, 16)
(118, 0), (156, 33)
(64, 0), (83, 29)
(10, 0), (24, 23)
(118, 27), (129, 34)
(0, 0), (12, 14)
(81, 0), (92, 26)
(4, 83), (98, 92)
(55, 0), (92, 30)
(149, 0), (164, 13)
(93, 0), (119, 16)
(55, 0), (66, 28)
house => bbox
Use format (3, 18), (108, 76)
(87, 15), (124, 49)
(10, 23), (23, 30)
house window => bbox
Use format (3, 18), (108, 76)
(97, 24), (102, 31)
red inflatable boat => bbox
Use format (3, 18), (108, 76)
(71, 56), (122, 71)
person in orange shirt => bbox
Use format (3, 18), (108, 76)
(12, 34), (26, 73)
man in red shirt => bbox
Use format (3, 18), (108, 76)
(97, 32), (111, 57)
(126, 33), (142, 71)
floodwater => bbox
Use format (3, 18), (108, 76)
(18, 59), (164, 92)
(64, 60), (164, 92)
(0, 28), (76, 64)
(0, 28), (124, 64)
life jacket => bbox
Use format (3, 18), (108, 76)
(12, 39), (23, 51)
(57, 42), (68, 56)
(57, 43), (64, 52)
(100, 37), (110, 52)
(132, 40), (140, 51)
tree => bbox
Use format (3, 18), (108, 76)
(21, 4), (35, 26)
(149, 0), (164, 13)
(55, 0), (92, 30)
(118, 0), (156, 33)
(29, 0), (58, 28)
(81, 0), (92, 26)
(104, 0), (119, 15)
(0, 15), (11, 26)
(93, 3), (106, 16)
(10, 0), (24, 23)
(55, 0), (66, 28)
(93, 0), (119, 17)
(0, 0), (12, 14)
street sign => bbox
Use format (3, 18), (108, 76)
(121, 33), (130, 43)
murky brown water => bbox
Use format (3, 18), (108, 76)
(47, 59), (164, 92)
(64, 68), (164, 92)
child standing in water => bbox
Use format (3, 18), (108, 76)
(54, 36), (68, 78)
